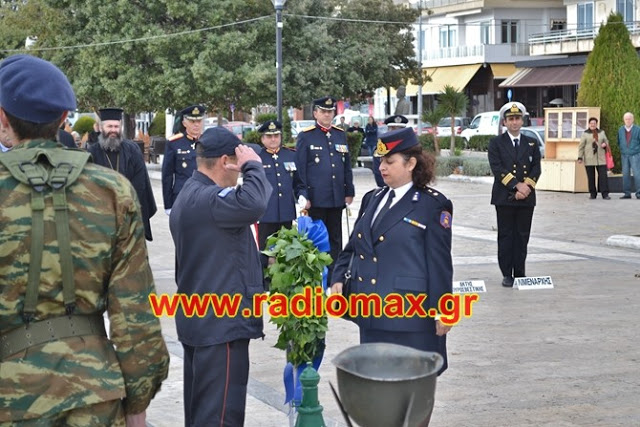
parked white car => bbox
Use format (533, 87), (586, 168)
(436, 117), (471, 137)
(521, 125), (545, 158)
(291, 120), (315, 138)
(460, 111), (501, 143)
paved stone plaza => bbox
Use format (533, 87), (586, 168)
(145, 164), (640, 426)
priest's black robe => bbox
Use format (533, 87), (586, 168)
(88, 140), (157, 241)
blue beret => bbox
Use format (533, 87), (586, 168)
(181, 104), (206, 119)
(374, 127), (418, 157)
(313, 96), (336, 110)
(258, 120), (282, 134)
(384, 114), (409, 127)
(197, 126), (240, 158)
(0, 54), (76, 124)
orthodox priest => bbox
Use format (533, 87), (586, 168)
(88, 108), (157, 241)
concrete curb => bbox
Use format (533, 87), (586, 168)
(606, 235), (640, 250)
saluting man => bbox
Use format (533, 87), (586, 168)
(257, 120), (304, 269)
(162, 104), (205, 215)
(488, 103), (541, 287)
(296, 96), (355, 283)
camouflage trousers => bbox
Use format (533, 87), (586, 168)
(0, 400), (125, 427)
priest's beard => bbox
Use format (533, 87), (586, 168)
(98, 132), (123, 152)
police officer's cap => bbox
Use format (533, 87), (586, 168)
(197, 126), (240, 158)
(0, 54), (76, 124)
(258, 120), (282, 135)
(313, 96), (337, 111)
(181, 105), (206, 120)
(384, 115), (409, 127)
(374, 127), (418, 157)
(503, 103), (524, 119)
(99, 108), (123, 122)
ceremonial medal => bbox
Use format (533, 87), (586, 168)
(315, 157), (320, 164)
(326, 132), (331, 138)
(272, 153), (278, 160)
(182, 161), (187, 168)
(191, 143), (196, 150)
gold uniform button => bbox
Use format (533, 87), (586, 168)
(379, 236), (384, 242)
(371, 279), (376, 285)
(523, 165), (527, 169)
(279, 193), (282, 197)
(359, 254), (365, 260)
(275, 163), (279, 167)
(358, 276), (363, 282)
(373, 257), (377, 263)
(357, 233), (362, 239)
(513, 170), (516, 174)
(332, 164), (336, 168)
(330, 153), (334, 156)
(277, 173), (281, 176)
(278, 183), (282, 187)
(332, 175), (336, 179)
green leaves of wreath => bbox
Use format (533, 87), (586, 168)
(263, 227), (332, 367)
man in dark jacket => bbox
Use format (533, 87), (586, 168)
(169, 127), (271, 426)
(488, 103), (541, 287)
(88, 108), (157, 241)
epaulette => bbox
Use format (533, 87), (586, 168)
(302, 125), (316, 132)
(282, 146), (296, 152)
(169, 133), (184, 142)
(331, 125), (345, 132)
(424, 186), (452, 209)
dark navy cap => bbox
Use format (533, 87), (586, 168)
(0, 54), (76, 124)
(384, 115), (409, 127)
(374, 127), (418, 157)
(181, 105), (206, 120)
(258, 120), (282, 134)
(99, 108), (123, 121)
(503, 103), (524, 119)
(197, 126), (240, 158)
(313, 96), (336, 111)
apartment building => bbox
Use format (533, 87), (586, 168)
(379, 0), (640, 119)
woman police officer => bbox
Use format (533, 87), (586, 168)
(330, 126), (454, 374)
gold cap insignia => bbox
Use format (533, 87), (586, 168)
(375, 139), (390, 156)
(325, 98), (333, 105)
(192, 107), (200, 115)
(268, 122), (276, 130)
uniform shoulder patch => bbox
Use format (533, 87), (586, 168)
(218, 187), (234, 198)
(331, 124), (345, 132)
(302, 125), (316, 132)
(169, 133), (184, 142)
(440, 211), (452, 228)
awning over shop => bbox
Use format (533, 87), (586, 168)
(490, 63), (516, 79)
(499, 65), (585, 88)
(406, 63), (482, 95)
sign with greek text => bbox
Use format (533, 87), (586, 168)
(514, 276), (554, 290)
(453, 280), (486, 294)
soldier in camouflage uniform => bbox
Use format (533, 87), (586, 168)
(0, 55), (169, 426)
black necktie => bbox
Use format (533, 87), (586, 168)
(514, 138), (519, 148)
(372, 190), (395, 231)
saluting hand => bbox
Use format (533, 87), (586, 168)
(226, 145), (262, 171)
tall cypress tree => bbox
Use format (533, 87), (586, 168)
(577, 13), (640, 172)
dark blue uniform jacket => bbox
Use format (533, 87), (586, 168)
(162, 133), (197, 209)
(488, 132), (541, 207)
(258, 147), (304, 223)
(333, 185), (453, 332)
(295, 125), (355, 208)
(169, 161), (272, 346)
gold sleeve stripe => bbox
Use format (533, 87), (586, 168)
(524, 177), (537, 188)
(501, 173), (515, 186)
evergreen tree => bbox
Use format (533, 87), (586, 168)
(577, 13), (640, 173)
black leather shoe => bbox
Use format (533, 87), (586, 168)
(603, 195), (611, 200)
(620, 194), (631, 199)
(589, 195), (596, 199)
(501, 277), (514, 287)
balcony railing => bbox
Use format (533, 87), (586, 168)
(529, 21), (640, 45)
(418, 43), (529, 61)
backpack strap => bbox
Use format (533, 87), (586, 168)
(0, 145), (90, 322)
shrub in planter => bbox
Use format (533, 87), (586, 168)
(148, 112), (166, 136)
(243, 130), (262, 145)
(73, 116), (95, 135)
(346, 132), (363, 167)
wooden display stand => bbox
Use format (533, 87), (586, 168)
(536, 107), (601, 192)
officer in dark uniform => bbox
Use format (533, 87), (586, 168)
(331, 127), (453, 375)
(169, 126), (271, 426)
(161, 104), (205, 214)
(296, 96), (355, 283)
(257, 120), (304, 269)
(488, 103), (541, 287)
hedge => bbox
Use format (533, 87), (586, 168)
(419, 134), (466, 152)
(346, 132), (363, 168)
(468, 134), (493, 152)
(434, 156), (493, 177)
(149, 112), (166, 136)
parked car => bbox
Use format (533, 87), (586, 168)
(436, 117), (471, 137)
(521, 125), (545, 158)
(411, 122), (434, 134)
(205, 121), (254, 140)
(291, 120), (316, 138)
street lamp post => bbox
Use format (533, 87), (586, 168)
(272, 0), (287, 123)
(417, 1), (423, 136)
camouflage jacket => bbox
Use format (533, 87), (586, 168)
(0, 140), (169, 421)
